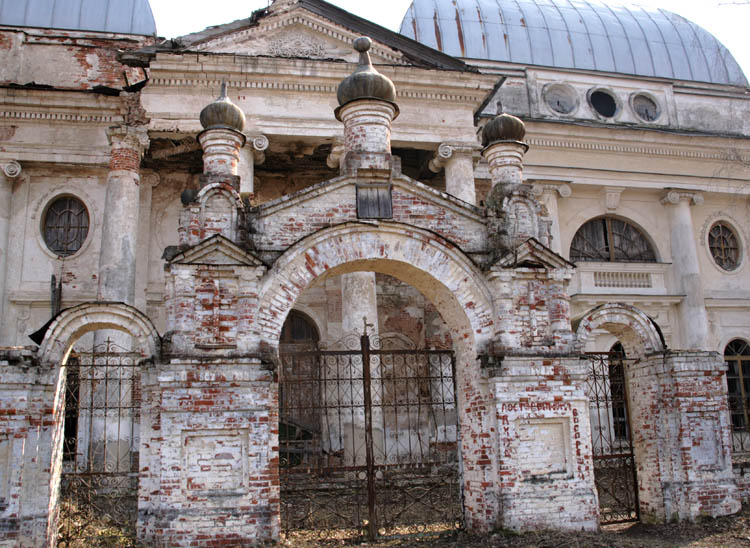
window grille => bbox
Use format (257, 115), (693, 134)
(570, 217), (656, 263)
(726, 339), (750, 467)
(708, 222), (740, 271)
(43, 196), (89, 257)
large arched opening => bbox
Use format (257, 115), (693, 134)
(257, 222), (497, 536)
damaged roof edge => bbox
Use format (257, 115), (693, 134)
(125, 0), (473, 72)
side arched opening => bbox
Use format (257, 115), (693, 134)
(36, 303), (160, 546)
(575, 303), (666, 524)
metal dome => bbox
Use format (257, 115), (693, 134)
(400, 0), (748, 87)
(0, 0), (157, 36)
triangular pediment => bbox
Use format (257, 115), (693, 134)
(497, 238), (576, 270)
(169, 235), (266, 267)
(176, 0), (468, 70)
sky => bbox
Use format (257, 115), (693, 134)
(148, 0), (750, 81)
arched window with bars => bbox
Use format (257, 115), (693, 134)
(570, 217), (657, 263)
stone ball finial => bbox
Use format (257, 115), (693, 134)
(336, 36), (397, 109)
(199, 82), (246, 133)
(481, 112), (526, 147)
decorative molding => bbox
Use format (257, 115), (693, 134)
(147, 77), (486, 103)
(526, 137), (750, 163)
(0, 110), (118, 123)
(601, 186), (625, 211)
(660, 189), (704, 206)
(267, 36), (328, 58)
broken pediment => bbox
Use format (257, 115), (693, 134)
(168, 234), (266, 268)
(496, 238), (575, 270)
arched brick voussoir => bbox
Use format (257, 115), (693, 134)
(196, 182), (243, 208)
(257, 222), (495, 351)
(38, 302), (161, 366)
(575, 302), (666, 358)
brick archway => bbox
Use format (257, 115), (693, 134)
(574, 302), (665, 358)
(38, 302), (161, 366)
(257, 221), (498, 530)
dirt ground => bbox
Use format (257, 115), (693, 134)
(282, 505), (750, 548)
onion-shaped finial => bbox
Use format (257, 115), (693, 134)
(336, 36), (397, 109)
(199, 82), (246, 133)
(481, 112), (526, 147)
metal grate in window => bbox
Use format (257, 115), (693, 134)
(709, 222), (740, 271)
(570, 217), (656, 263)
(43, 196), (89, 257)
(726, 339), (750, 469)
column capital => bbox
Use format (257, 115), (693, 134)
(1, 160), (22, 180)
(530, 179), (572, 198)
(326, 138), (346, 169)
(660, 189), (704, 206)
(106, 125), (150, 154)
(249, 134), (269, 164)
(141, 171), (161, 188)
(428, 141), (481, 173)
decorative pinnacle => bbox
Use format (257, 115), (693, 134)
(335, 36), (398, 113)
(199, 81), (246, 133)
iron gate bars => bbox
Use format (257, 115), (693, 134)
(279, 333), (461, 541)
(585, 352), (639, 524)
(57, 338), (144, 547)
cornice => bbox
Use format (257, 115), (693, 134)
(0, 110), (118, 124)
(147, 76), (488, 104)
(526, 136), (750, 163)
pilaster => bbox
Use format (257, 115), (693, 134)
(531, 181), (572, 254)
(0, 161), (22, 325)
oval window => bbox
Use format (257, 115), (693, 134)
(708, 222), (741, 271)
(590, 90), (618, 118)
(42, 196), (90, 257)
(544, 83), (578, 114)
(632, 93), (660, 122)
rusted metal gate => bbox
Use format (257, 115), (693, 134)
(279, 332), (462, 541)
(57, 338), (143, 547)
(585, 351), (639, 524)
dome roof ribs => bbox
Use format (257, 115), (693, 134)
(0, 0), (157, 36)
(400, 0), (748, 87)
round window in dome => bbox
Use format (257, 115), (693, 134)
(708, 222), (741, 271)
(632, 93), (660, 122)
(42, 196), (89, 257)
(543, 83), (578, 114)
(588, 89), (618, 118)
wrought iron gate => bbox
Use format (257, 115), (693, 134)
(585, 351), (639, 524)
(279, 332), (462, 541)
(57, 338), (144, 547)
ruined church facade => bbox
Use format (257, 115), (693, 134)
(0, 0), (749, 546)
